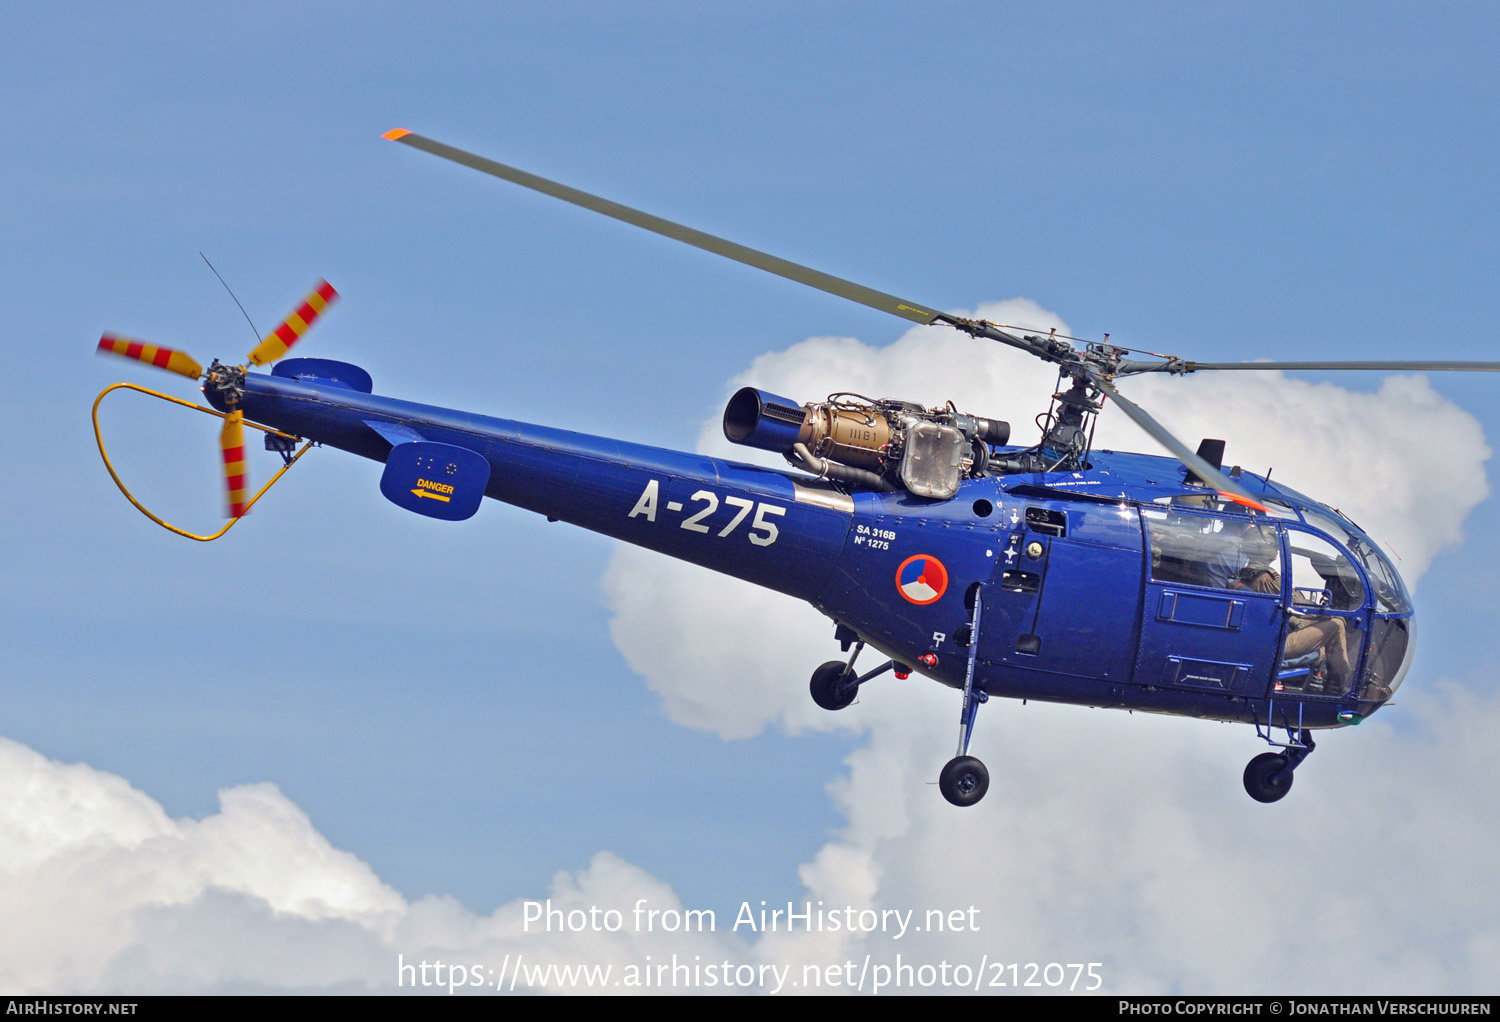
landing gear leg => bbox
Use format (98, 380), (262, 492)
(1245, 709), (1317, 803)
(940, 691), (990, 807)
(940, 588), (990, 807)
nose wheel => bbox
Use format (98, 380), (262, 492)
(809, 637), (901, 712)
(1244, 713), (1317, 803)
(1243, 753), (1294, 802)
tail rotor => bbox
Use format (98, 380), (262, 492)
(94, 279), (338, 522)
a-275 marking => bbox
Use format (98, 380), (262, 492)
(627, 479), (785, 546)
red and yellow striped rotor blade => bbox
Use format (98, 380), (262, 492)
(97, 334), (203, 380)
(220, 410), (250, 518)
(247, 279), (339, 366)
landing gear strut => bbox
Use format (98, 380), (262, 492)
(818, 594), (994, 809)
(1246, 702), (1318, 803)
(939, 586), (990, 807)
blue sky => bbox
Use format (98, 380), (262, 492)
(3, 2), (1499, 994)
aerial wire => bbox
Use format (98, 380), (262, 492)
(199, 252), (262, 344)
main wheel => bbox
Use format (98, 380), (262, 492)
(809, 661), (856, 711)
(1243, 752), (1295, 803)
(939, 755), (990, 807)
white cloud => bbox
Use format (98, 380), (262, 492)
(697, 298), (1486, 584)
(695, 299), (1068, 464)
(1110, 370), (1489, 585)
(0, 737), (396, 993)
(8, 678), (1499, 993)
(0, 735), (754, 994)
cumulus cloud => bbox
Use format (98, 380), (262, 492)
(0, 736), (753, 994)
(0, 738), (392, 993)
(696, 298), (1486, 583)
(8, 678), (1500, 994)
(1112, 370), (1489, 586)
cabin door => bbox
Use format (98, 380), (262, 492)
(1135, 508), (1283, 696)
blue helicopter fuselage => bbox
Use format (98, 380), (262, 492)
(220, 363), (1415, 732)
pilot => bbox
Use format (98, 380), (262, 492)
(1239, 541), (1354, 694)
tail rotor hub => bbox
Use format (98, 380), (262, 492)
(204, 360), (247, 408)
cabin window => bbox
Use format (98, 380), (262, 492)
(1287, 531), (1364, 610)
(1361, 616), (1414, 701)
(1144, 509), (1281, 592)
(1300, 510), (1411, 614)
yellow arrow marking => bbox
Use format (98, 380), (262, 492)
(411, 488), (451, 503)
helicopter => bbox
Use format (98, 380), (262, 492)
(92, 128), (1500, 808)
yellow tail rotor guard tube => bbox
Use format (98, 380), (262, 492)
(92, 382), (313, 541)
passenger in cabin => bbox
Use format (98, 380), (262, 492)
(1150, 515), (1254, 589)
(1199, 520), (1258, 589)
(1236, 524), (1281, 592)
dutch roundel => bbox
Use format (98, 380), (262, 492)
(895, 554), (949, 605)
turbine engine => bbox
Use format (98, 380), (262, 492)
(723, 387), (1009, 499)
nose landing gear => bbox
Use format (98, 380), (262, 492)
(1245, 703), (1318, 803)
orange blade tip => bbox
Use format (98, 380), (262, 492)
(383, 128), (412, 140)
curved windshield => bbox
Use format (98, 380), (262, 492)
(1361, 616), (1416, 701)
(1282, 516), (1414, 706)
(1300, 511), (1412, 614)
(1347, 535), (1413, 614)
(1261, 481), (1330, 520)
(1257, 488), (1414, 615)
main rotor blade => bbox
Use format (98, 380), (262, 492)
(1090, 374), (1268, 511)
(1121, 359), (1500, 376)
(383, 129), (944, 326)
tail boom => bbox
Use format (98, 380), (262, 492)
(220, 373), (854, 600)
